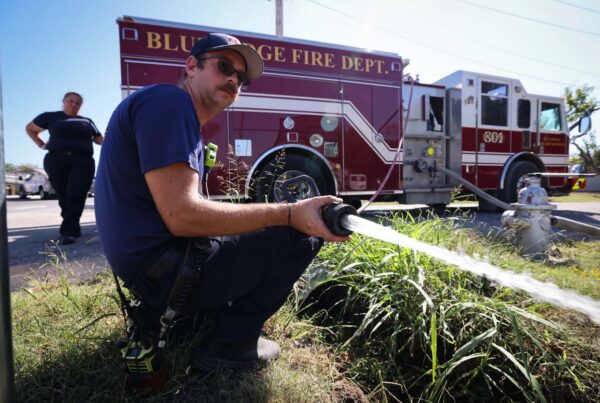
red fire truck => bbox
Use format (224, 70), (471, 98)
(117, 16), (572, 207)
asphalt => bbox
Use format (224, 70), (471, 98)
(5, 195), (600, 291)
(6, 196), (107, 290)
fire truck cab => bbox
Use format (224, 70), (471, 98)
(435, 71), (569, 204)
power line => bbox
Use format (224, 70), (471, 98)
(307, 0), (597, 88)
(460, 0), (600, 37)
(414, 1), (600, 79)
(450, 31), (600, 79)
(553, 0), (600, 14)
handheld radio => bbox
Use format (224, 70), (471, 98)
(204, 143), (218, 171)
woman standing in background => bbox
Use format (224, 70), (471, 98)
(25, 92), (103, 245)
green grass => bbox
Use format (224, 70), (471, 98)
(498, 241), (600, 300)
(11, 213), (600, 402)
(11, 252), (354, 402)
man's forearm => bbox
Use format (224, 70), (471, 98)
(145, 163), (347, 242)
(167, 193), (348, 242)
(169, 198), (288, 237)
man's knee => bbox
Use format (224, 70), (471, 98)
(288, 229), (323, 260)
(271, 229), (323, 283)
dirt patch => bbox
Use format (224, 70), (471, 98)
(542, 309), (600, 350)
(332, 379), (368, 403)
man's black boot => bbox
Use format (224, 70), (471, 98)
(193, 336), (280, 372)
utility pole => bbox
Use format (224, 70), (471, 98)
(275, 0), (283, 37)
(0, 55), (16, 402)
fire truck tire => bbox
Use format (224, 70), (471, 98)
(502, 161), (538, 203)
(253, 153), (334, 203)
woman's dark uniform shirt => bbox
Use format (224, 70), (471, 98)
(33, 111), (101, 155)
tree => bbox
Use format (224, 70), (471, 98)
(564, 85), (600, 174)
(16, 164), (39, 172)
(4, 163), (39, 173)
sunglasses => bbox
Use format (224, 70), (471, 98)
(197, 56), (251, 87)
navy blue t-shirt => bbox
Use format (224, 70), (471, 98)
(95, 84), (203, 283)
(33, 111), (101, 156)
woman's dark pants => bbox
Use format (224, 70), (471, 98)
(44, 152), (95, 238)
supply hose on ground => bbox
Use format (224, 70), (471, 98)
(551, 216), (600, 238)
(438, 167), (512, 211)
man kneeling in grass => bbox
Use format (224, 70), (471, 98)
(95, 33), (348, 372)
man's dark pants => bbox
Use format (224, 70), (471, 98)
(137, 226), (323, 343)
(44, 152), (95, 237)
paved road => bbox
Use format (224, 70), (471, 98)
(6, 196), (600, 290)
(7, 196), (107, 290)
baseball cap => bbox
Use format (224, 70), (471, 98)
(190, 33), (264, 80)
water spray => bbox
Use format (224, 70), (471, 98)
(281, 175), (600, 325)
(321, 198), (600, 324)
(341, 214), (600, 325)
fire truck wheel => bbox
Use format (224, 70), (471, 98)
(253, 153), (333, 203)
(502, 161), (538, 203)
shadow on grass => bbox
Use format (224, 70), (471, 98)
(12, 269), (275, 402)
(15, 327), (276, 402)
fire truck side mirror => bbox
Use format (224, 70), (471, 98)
(578, 114), (591, 135)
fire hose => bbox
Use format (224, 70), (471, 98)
(438, 167), (512, 211)
(550, 216), (600, 238)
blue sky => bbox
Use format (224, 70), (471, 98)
(1, 0), (599, 167)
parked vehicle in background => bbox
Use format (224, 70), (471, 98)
(18, 169), (55, 199)
(569, 164), (587, 191)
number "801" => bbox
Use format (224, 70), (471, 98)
(483, 131), (505, 143)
